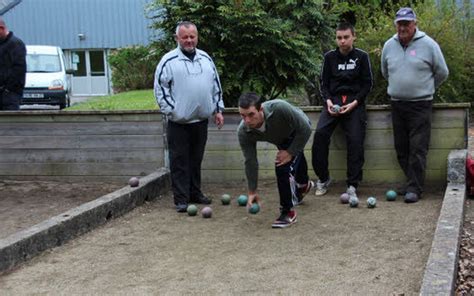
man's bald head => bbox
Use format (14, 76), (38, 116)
(0, 17), (8, 39)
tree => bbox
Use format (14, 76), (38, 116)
(148, 0), (336, 106)
(347, 0), (474, 104)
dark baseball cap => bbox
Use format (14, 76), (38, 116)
(395, 7), (416, 23)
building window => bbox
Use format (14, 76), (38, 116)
(72, 51), (86, 77)
(90, 51), (105, 76)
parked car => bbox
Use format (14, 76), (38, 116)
(22, 45), (72, 109)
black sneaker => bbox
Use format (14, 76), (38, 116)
(272, 209), (297, 228)
(190, 196), (212, 204)
(404, 192), (419, 203)
(176, 204), (188, 213)
(397, 186), (407, 196)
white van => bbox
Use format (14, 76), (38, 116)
(23, 45), (72, 109)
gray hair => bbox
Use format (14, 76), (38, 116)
(175, 21), (197, 35)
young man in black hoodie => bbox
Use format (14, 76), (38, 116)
(312, 22), (373, 198)
(0, 17), (26, 111)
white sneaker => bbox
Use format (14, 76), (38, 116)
(346, 185), (357, 197)
(315, 178), (331, 196)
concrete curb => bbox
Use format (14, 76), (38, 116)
(0, 168), (170, 274)
(420, 150), (467, 295)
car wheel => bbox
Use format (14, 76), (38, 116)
(59, 95), (70, 110)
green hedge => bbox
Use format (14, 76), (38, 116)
(108, 46), (163, 92)
(110, 1), (472, 106)
(353, 1), (474, 104)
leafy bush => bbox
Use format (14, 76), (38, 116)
(348, 0), (474, 104)
(108, 46), (163, 92)
(109, 1), (471, 106)
(148, 0), (336, 107)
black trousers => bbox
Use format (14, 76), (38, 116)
(276, 135), (310, 211)
(391, 100), (432, 195)
(167, 119), (208, 205)
(275, 151), (309, 211)
(311, 106), (366, 187)
(0, 90), (21, 110)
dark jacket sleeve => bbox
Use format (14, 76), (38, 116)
(353, 52), (373, 105)
(238, 125), (259, 192)
(7, 38), (27, 94)
(319, 52), (332, 106)
(284, 106), (312, 157)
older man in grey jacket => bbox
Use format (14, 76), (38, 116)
(381, 7), (449, 203)
(154, 21), (225, 212)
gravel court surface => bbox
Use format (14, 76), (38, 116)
(0, 181), (444, 295)
(0, 180), (123, 239)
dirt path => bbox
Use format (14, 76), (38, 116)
(0, 180), (123, 239)
(0, 182), (443, 295)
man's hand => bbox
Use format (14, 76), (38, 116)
(339, 100), (358, 114)
(247, 191), (260, 208)
(275, 150), (292, 167)
(214, 112), (224, 129)
(326, 99), (339, 116)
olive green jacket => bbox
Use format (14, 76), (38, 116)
(237, 99), (312, 191)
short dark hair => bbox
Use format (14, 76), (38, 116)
(238, 92), (263, 110)
(336, 22), (355, 35)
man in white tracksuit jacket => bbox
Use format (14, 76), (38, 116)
(154, 21), (225, 212)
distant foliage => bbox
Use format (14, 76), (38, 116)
(111, 0), (473, 105)
(148, 0), (336, 107)
(108, 46), (163, 92)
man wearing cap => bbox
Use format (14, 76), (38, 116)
(381, 7), (449, 203)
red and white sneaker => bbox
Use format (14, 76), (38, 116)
(272, 209), (297, 228)
(298, 180), (314, 204)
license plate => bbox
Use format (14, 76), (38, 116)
(24, 93), (45, 98)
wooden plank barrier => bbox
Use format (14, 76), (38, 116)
(0, 110), (164, 182)
(0, 103), (468, 184)
(202, 104), (469, 184)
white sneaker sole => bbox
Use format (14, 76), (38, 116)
(315, 189), (328, 196)
(271, 219), (297, 228)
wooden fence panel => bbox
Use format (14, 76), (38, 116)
(202, 105), (469, 183)
(0, 104), (467, 184)
(0, 111), (164, 181)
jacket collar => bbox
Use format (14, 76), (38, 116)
(176, 47), (201, 61)
(335, 47), (356, 58)
(0, 31), (13, 45)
